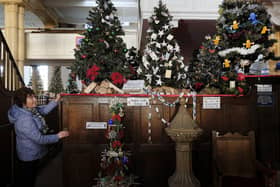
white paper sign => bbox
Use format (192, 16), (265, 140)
(122, 80), (145, 92)
(256, 84), (272, 93)
(203, 97), (221, 109)
(86, 122), (107, 129)
(127, 97), (150, 106)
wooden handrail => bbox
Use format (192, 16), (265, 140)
(0, 29), (25, 92)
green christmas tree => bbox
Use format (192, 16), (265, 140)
(189, 0), (277, 94)
(188, 35), (222, 92)
(137, 0), (187, 89)
(217, 0), (277, 73)
(65, 73), (79, 94)
(48, 66), (64, 95)
(71, 0), (132, 88)
(28, 65), (43, 95)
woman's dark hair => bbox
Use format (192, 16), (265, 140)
(14, 87), (35, 107)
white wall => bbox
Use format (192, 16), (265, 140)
(26, 31), (139, 60)
(141, 0), (223, 20)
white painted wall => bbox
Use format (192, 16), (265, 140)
(141, 0), (223, 20)
(26, 31), (139, 60)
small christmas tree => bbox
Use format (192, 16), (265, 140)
(65, 73), (79, 94)
(188, 35), (222, 92)
(137, 0), (187, 89)
(71, 0), (132, 88)
(28, 65), (43, 95)
(48, 66), (64, 95)
(95, 99), (136, 187)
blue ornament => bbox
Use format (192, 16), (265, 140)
(276, 62), (280, 71)
(122, 156), (128, 164)
(249, 13), (259, 25)
(108, 119), (114, 125)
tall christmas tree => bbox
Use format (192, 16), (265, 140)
(71, 0), (132, 88)
(138, 0), (187, 89)
(65, 73), (79, 94)
(28, 65), (43, 95)
(48, 66), (64, 95)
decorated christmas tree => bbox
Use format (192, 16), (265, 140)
(189, 0), (277, 94)
(65, 73), (79, 94)
(216, 0), (277, 74)
(188, 35), (222, 92)
(28, 65), (43, 95)
(137, 0), (187, 89)
(71, 0), (132, 88)
(48, 66), (64, 95)
(95, 99), (136, 187)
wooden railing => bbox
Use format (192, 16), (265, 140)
(0, 30), (25, 92)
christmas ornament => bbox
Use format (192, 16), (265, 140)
(213, 36), (220, 46)
(86, 65), (100, 81)
(165, 69), (172, 78)
(151, 33), (158, 40)
(249, 12), (259, 25)
(205, 35), (211, 40)
(108, 119), (114, 125)
(158, 30), (164, 37)
(155, 20), (160, 24)
(243, 40), (254, 49)
(163, 24), (169, 30)
(156, 78), (162, 86)
(223, 59), (231, 68)
(232, 20), (239, 30)
(167, 34), (174, 41)
(81, 54), (87, 59)
(261, 26), (270, 34)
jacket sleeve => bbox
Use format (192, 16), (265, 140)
(16, 116), (59, 145)
(37, 101), (58, 115)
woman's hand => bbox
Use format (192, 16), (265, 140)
(55, 94), (61, 102)
(57, 131), (69, 139)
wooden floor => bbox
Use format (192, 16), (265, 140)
(35, 152), (63, 187)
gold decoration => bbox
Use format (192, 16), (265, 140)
(261, 26), (269, 34)
(232, 20), (239, 30)
(243, 40), (254, 49)
(223, 59), (231, 68)
(213, 36), (221, 46)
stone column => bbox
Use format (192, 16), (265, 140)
(3, 2), (19, 61)
(18, 4), (25, 76)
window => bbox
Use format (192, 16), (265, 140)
(24, 65), (48, 91)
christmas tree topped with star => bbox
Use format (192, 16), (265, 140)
(71, 0), (132, 88)
(137, 0), (188, 89)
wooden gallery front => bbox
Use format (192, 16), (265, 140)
(61, 77), (280, 187)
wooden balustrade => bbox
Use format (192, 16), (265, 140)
(0, 30), (24, 92)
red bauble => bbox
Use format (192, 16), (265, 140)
(221, 76), (229, 81)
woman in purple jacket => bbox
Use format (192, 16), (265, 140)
(8, 87), (69, 187)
